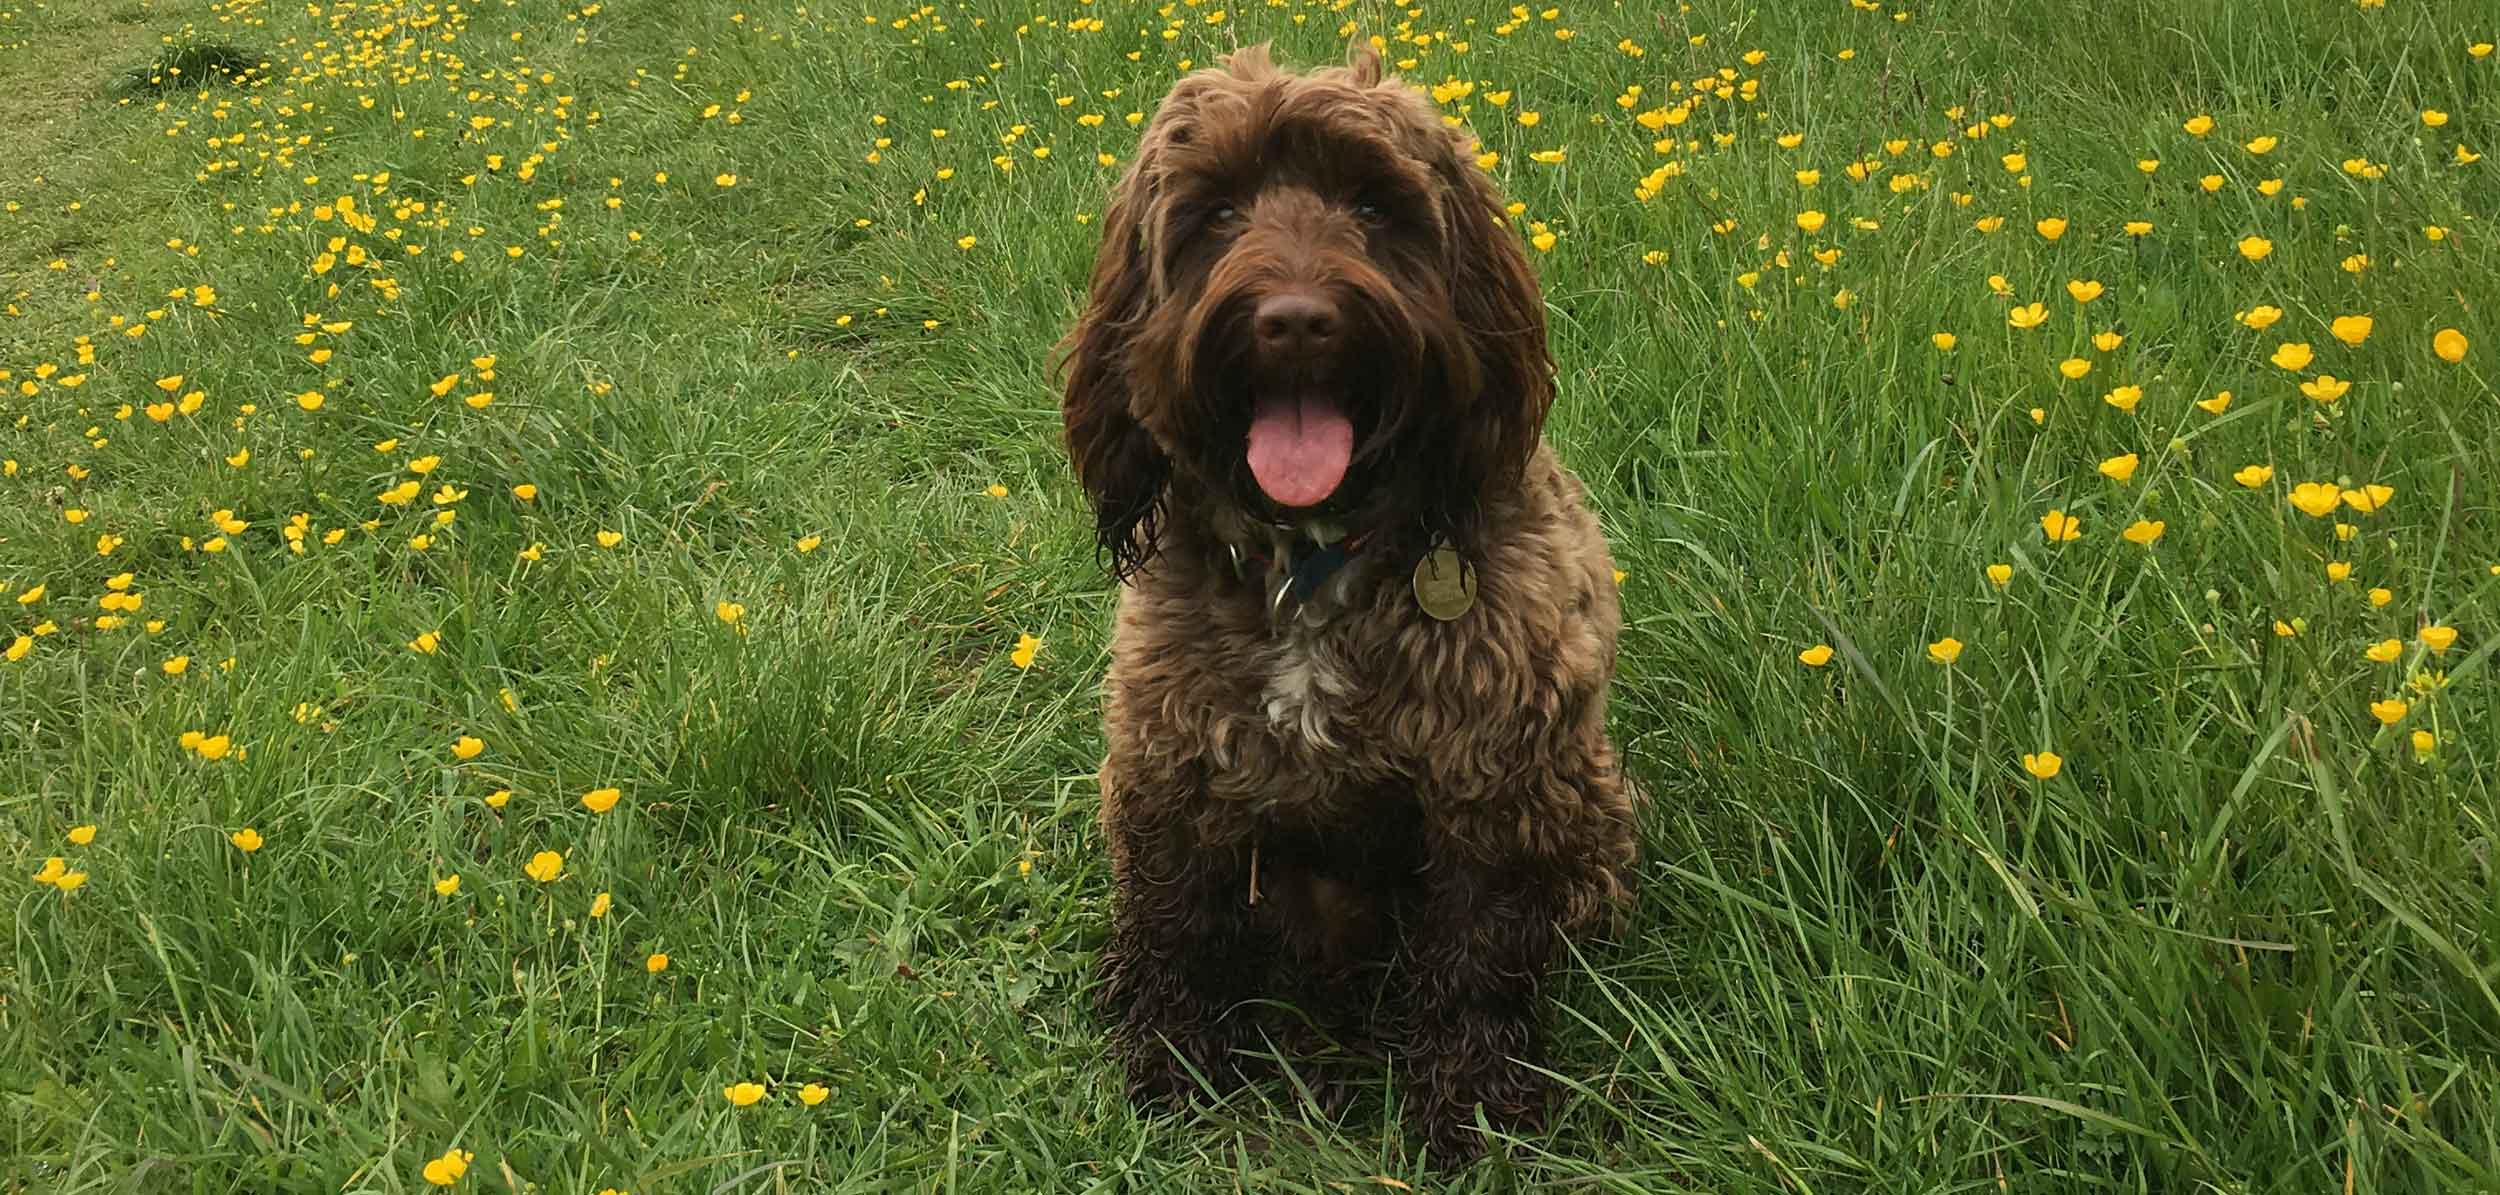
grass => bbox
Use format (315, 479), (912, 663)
(4, 0), (2498, 1189)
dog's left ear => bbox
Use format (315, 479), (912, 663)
(1054, 162), (1172, 582)
(1345, 35), (1383, 86)
(1429, 140), (1554, 544)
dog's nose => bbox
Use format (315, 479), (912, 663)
(1254, 292), (1341, 356)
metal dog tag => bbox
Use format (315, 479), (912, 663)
(1412, 542), (1476, 621)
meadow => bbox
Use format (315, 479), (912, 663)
(4, 0), (2498, 1189)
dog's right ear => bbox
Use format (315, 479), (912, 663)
(1344, 34), (1383, 86)
(1055, 165), (1172, 583)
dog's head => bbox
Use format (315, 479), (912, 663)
(1056, 41), (1552, 579)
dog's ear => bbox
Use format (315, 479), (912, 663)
(1055, 163), (1172, 582)
(1430, 144), (1554, 545)
(1222, 42), (1279, 82)
(1345, 35), (1382, 86)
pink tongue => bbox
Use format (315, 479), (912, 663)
(1245, 393), (1353, 508)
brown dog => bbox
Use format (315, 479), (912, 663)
(1055, 41), (1639, 1159)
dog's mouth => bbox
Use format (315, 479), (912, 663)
(1245, 390), (1355, 509)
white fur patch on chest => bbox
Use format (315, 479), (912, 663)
(1260, 628), (1357, 749)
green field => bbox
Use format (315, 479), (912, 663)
(6, 0), (2499, 1189)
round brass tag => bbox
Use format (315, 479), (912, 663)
(1412, 545), (1477, 621)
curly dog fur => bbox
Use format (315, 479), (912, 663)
(1055, 40), (1639, 1159)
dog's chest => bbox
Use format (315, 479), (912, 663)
(1257, 626), (1363, 749)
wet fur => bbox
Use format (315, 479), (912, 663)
(1055, 42), (1640, 1161)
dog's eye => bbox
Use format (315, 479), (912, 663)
(1209, 205), (1239, 227)
(1352, 200), (1387, 225)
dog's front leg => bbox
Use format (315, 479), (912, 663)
(1400, 781), (1630, 1161)
(1095, 761), (1268, 1109)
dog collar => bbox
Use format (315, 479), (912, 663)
(1228, 522), (1378, 620)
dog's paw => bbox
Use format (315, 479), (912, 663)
(1112, 1020), (1255, 1111)
(1409, 1062), (1555, 1165)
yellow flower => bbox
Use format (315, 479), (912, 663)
(2121, 519), (2166, 545)
(2411, 729), (2438, 757)
(2369, 698), (2408, 726)
(2269, 342), (2313, 371)
(513, 484), (538, 501)
(451, 736), (484, 761)
(2419, 625), (2458, 654)
(2233, 464), (2275, 488)
(2342, 484), (2394, 514)
(485, 789), (512, 809)
(525, 850), (564, 883)
(2325, 561), (2353, 582)
(715, 173), (738, 188)
(1797, 644), (1834, 667)
(2300, 375), (2351, 403)
(67, 824), (96, 845)
(2093, 331), (2126, 352)
(2124, 220), (2154, 236)
(2329, 315), (2373, 346)
(799, 1083), (831, 1106)
(725, 1082), (766, 1107)
(434, 874), (462, 896)
(2098, 453), (2139, 482)
(2288, 483), (2342, 518)
(421, 1148), (473, 1186)
(2368, 587), (2394, 608)
(2020, 752), (2062, 780)
(646, 952), (671, 973)
(2422, 109), (2449, 128)
(1986, 563), (2013, 588)
(596, 530), (623, 549)
(2007, 303), (2048, 330)
(581, 787), (622, 813)
(409, 631), (441, 654)
(2184, 114), (2215, 136)
(2041, 510), (2082, 542)
(1930, 332), (1958, 351)
(1926, 637), (1965, 665)
(195, 734), (233, 760)
(54, 870), (87, 892)
(2238, 306), (2283, 330)
(2059, 357), (2093, 380)
(985, 483), (1010, 498)
(2236, 236), (2272, 261)
(230, 828), (263, 853)
(796, 535), (822, 553)
(5, 635), (28, 664)
(2103, 385), (2144, 412)
(1011, 633), (1041, 669)
(2432, 328), (2468, 364)
(2196, 391), (2234, 415)
(2365, 638), (2404, 663)
(2033, 217), (2067, 240)
(715, 600), (746, 626)
(1795, 209), (1827, 233)
(590, 892), (613, 918)
(2244, 135), (2279, 154)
